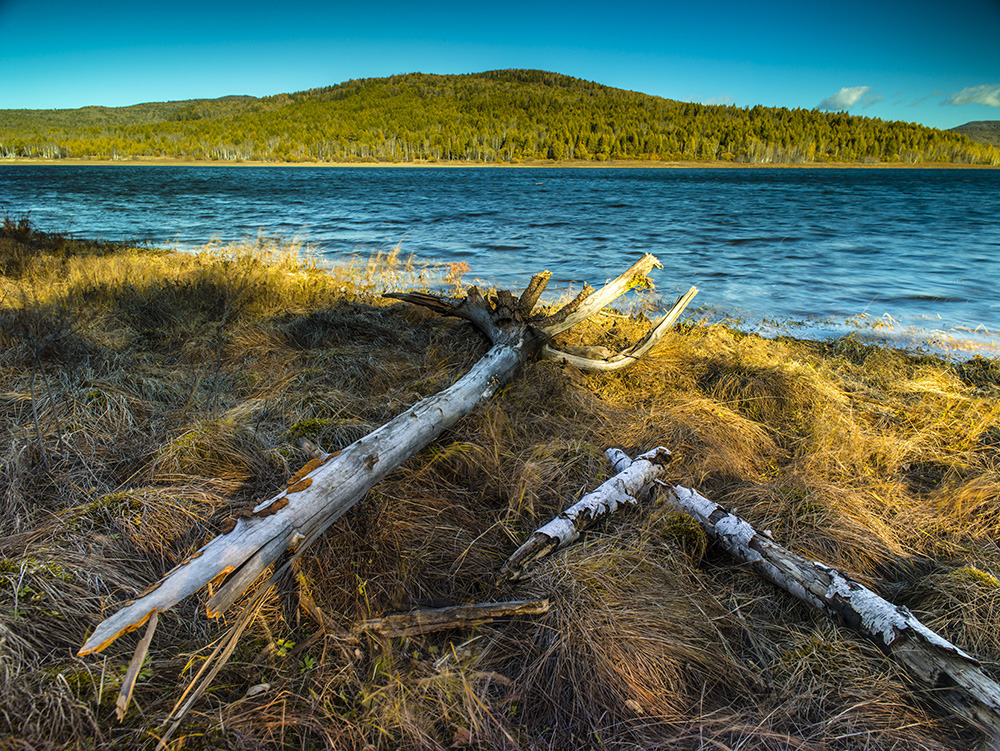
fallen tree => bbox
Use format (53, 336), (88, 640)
(78, 255), (697, 657)
(609, 451), (1000, 735)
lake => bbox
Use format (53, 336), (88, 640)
(2, 164), (998, 356)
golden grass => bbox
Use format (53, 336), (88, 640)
(1, 217), (999, 749)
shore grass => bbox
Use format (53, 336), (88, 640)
(2, 218), (1000, 750)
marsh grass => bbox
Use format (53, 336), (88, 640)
(1, 218), (999, 749)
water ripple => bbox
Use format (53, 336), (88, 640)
(2, 165), (999, 348)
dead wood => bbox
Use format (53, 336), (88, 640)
(633, 464), (1000, 735)
(353, 598), (551, 638)
(78, 255), (694, 659)
(498, 447), (671, 583)
(541, 287), (698, 371)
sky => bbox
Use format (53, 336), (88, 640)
(1, 0), (998, 131)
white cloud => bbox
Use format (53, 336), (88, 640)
(703, 94), (735, 106)
(817, 86), (871, 111)
(862, 93), (883, 109)
(943, 84), (1000, 107)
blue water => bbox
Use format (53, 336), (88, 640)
(2, 165), (999, 354)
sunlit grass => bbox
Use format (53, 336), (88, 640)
(1, 217), (998, 749)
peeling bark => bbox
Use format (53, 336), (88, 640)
(498, 447), (671, 583)
(657, 478), (1000, 734)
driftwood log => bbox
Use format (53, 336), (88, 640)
(599, 447), (1000, 735)
(78, 255), (696, 657)
(498, 447), (670, 582)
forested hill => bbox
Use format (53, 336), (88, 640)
(2, 70), (998, 165)
(951, 121), (1000, 149)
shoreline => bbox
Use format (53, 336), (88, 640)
(2, 156), (997, 169)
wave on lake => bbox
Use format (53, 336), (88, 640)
(2, 164), (998, 359)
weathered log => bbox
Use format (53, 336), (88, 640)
(353, 598), (551, 638)
(498, 447), (670, 583)
(541, 287), (698, 372)
(637, 465), (1000, 734)
(79, 255), (691, 657)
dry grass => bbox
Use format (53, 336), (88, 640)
(2, 217), (1000, 749)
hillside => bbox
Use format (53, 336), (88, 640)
(951, 120), (1000, 149)
(1, 70), (998, 165)
(0, 95), (258, 132)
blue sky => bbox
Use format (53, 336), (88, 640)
(1, 0), (998, 130)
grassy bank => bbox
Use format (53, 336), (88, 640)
(2, 218), (1000, 750)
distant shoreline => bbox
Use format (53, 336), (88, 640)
(2, 156), (997, 169)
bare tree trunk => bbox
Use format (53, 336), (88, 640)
(79, 257), (696, 656)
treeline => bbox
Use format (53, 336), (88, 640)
(2, 70), (998, 165)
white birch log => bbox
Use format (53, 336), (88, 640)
(498, 447), (670, 583)
(79, 255), (686, 657)
(654, 477), (1000, 734)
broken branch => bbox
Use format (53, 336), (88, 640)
(498, 447), (670, 583)
(536, 253), (662, 337)
(657, 477), (1000, 734)
(353, 598), (551, 638)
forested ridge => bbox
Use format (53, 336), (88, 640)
(951, 120), (1000, 149)
(2, 69), (998, 165)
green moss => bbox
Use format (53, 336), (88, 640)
(79, 490), (144, 516)
(950, 565), (1000, 589)
(284, 417), (335, 442)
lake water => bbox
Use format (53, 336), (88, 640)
(2, 164), (999, 356)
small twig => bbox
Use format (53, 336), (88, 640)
(116, 612), (158, 721)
